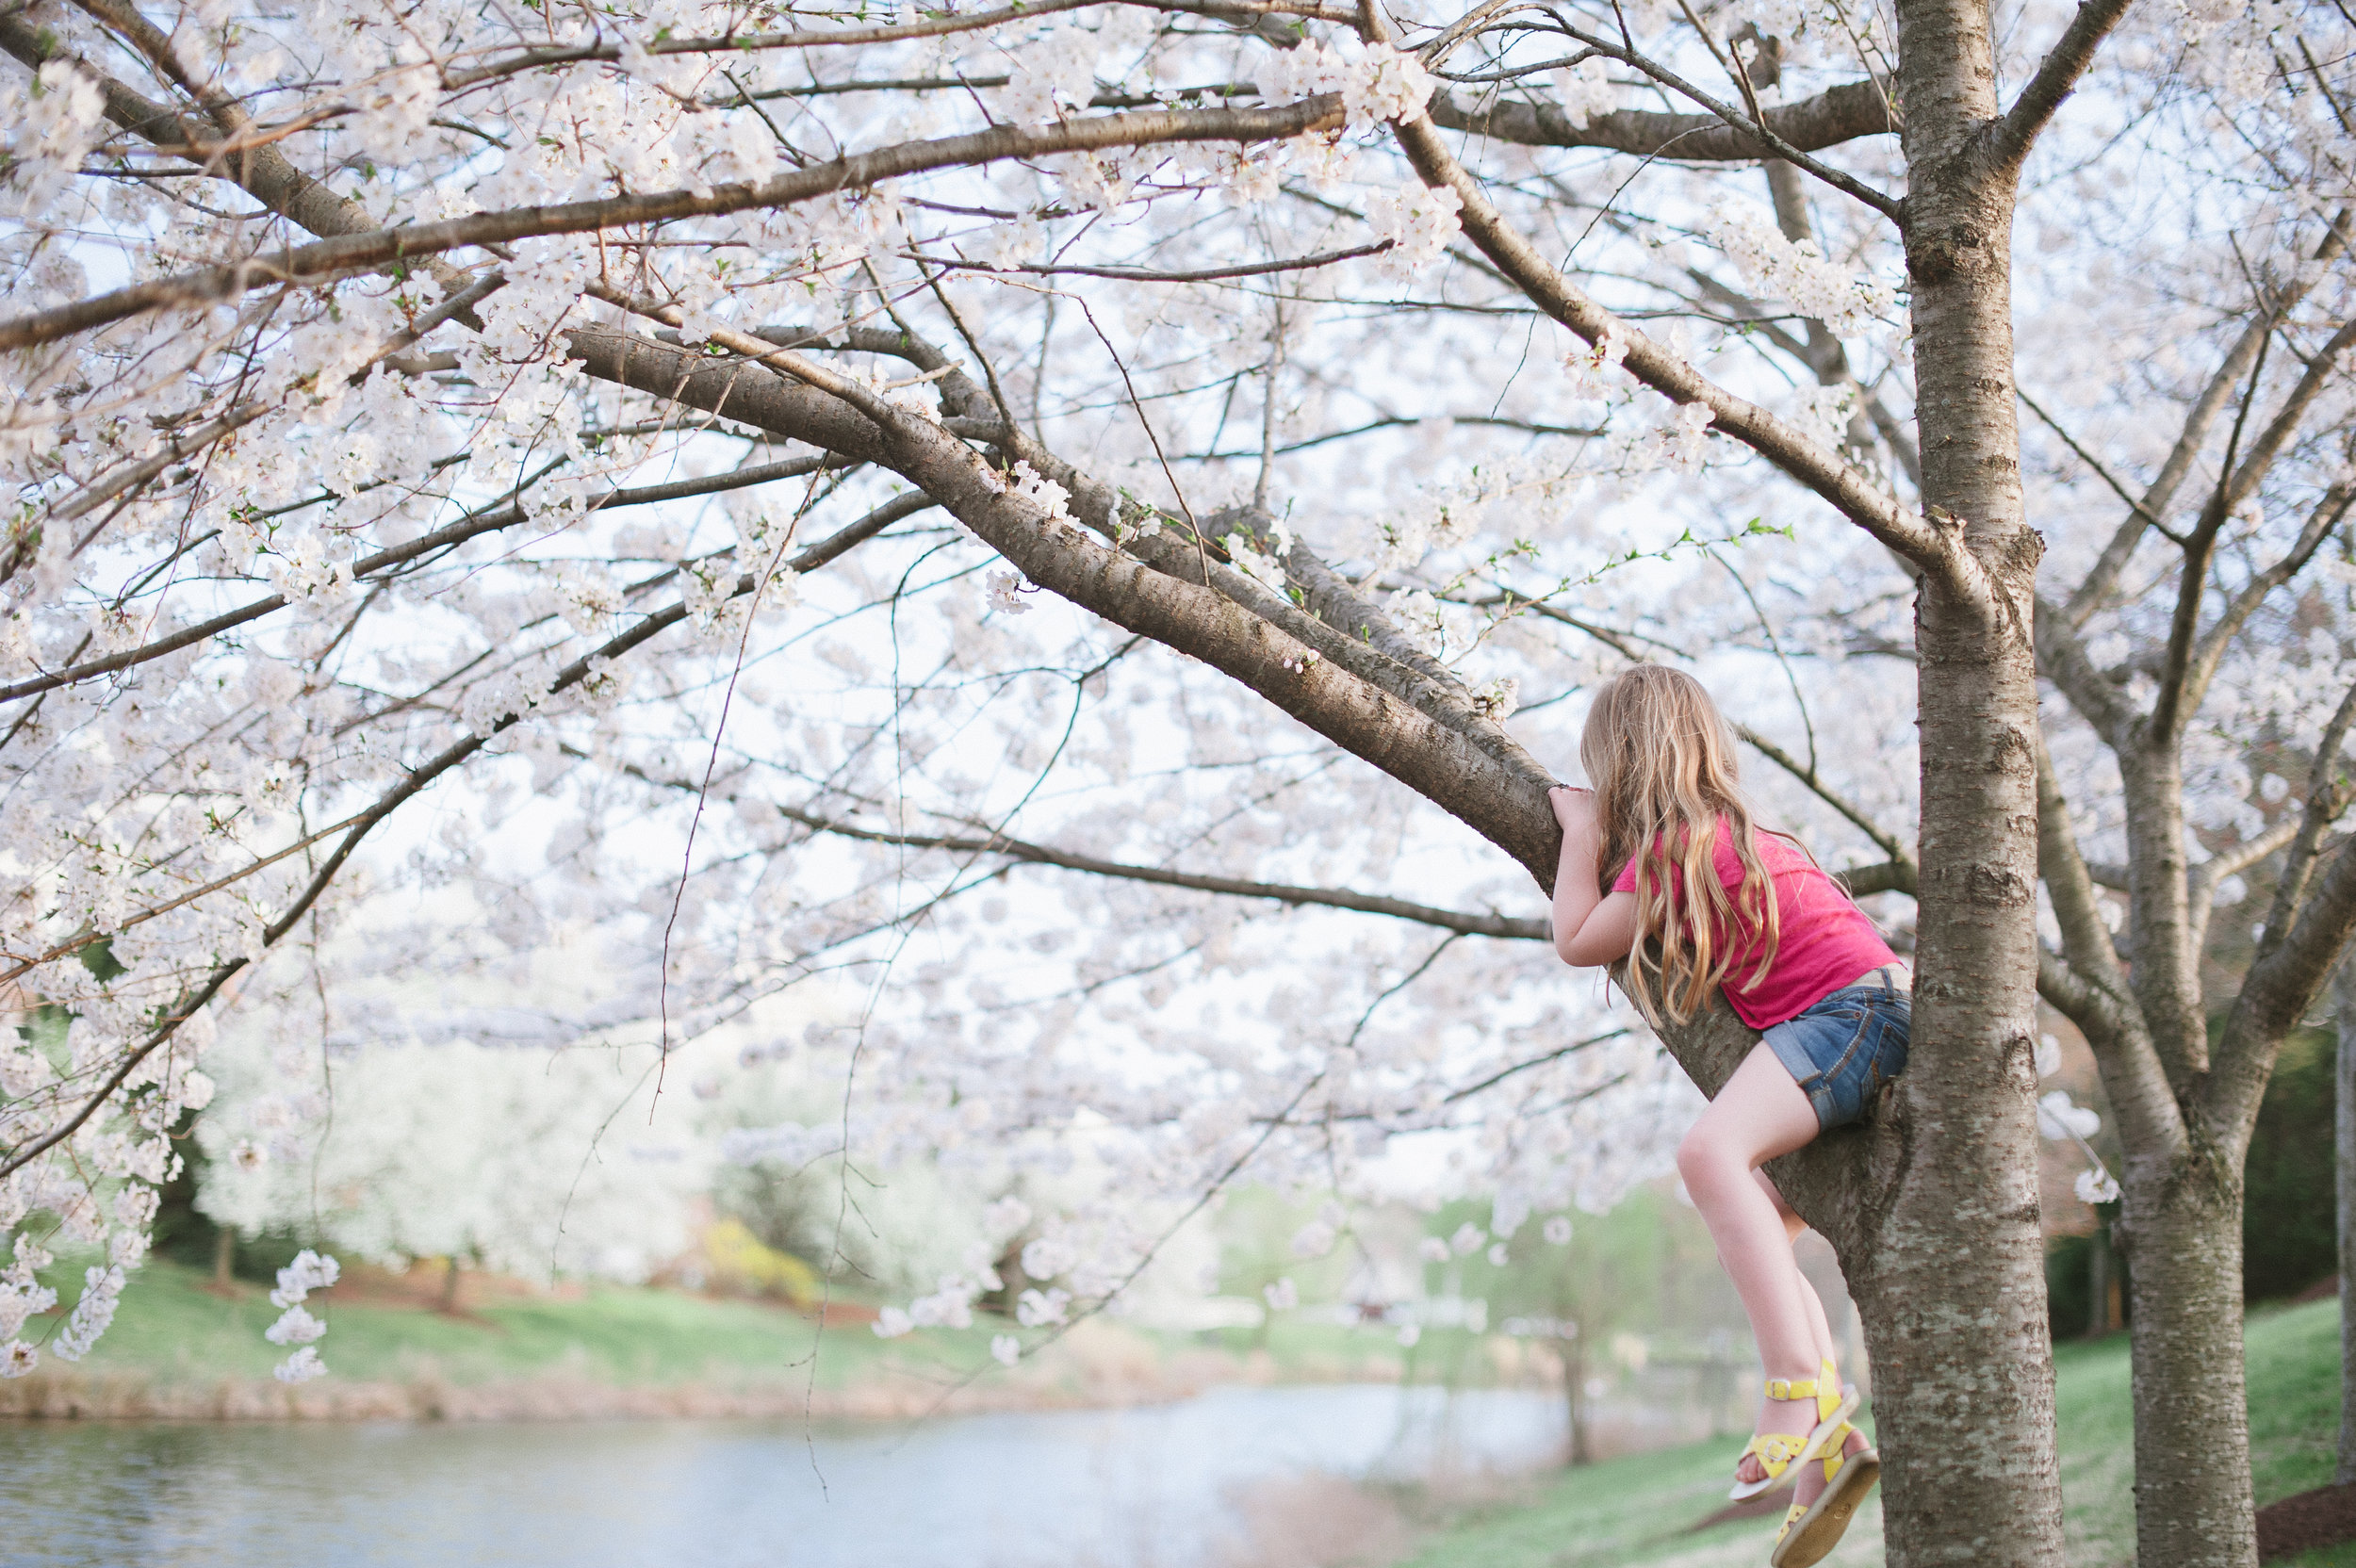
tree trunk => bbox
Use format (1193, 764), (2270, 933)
(212, 1226), (234, 1288)
(2120, 1161), (2253, 1564)
(1854, 0), (2069, 1560)
(1564, 1331), (1592, 1467)
(441, 1255), (463, 1314)
(2336, 956), (2355, 1487)
(2086, 1220), (2111, 1339)
(1857, 559), (2061, 1568)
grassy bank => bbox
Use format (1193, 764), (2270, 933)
(72, 1260), (917, 1388)
(5, 1260), (1021, 1418)
(4, 1260), (1431, 1420)
(1394, 1297), (2343, 1568)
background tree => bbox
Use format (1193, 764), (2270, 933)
(1437, 1189), (1735, 1466)
(2018, 203), (2356, 1568)
(192, 1025), (712, 1291)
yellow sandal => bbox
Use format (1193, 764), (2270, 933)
(1769, 1413), (1882, 1568)
(1728, 1360), (1850, 1502)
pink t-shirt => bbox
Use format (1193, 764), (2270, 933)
(1611, 820), (1898, 1030)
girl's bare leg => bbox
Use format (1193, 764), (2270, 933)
(1677, 1043), (1830, 1490)
(1757, 1171), (1841, 1375)
(1756, 1170), (1872, 1505)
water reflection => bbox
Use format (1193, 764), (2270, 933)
(1, 1384), (1565, 1568)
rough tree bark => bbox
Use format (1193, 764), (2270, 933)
(1810, 0), (2066, 1558)
(2121, 1109), (2253, 1561)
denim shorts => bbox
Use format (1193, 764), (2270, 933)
(1762, 969), (1912, 1132)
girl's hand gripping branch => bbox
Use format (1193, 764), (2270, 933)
(1549, 786), (1639, 968)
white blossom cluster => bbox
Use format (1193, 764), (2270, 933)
(1257, 41), (1437, 127)
(1365, 182), (1465, 277)
(264, 1250), (340, 1383)
(1703, 201), (1898, 338)
(2036, 1068), (2121, 1209)
(0, 64), (106, 226)
(1546, 58), (1621, 129)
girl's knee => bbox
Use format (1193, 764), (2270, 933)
(1676, 1124), (1739, 1192)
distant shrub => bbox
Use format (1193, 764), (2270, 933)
(698, 1219), (822, 1306)
(2243, 1026), (2335, 1302)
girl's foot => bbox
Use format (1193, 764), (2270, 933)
(1771, 1423), (1881, 1568)
(1730, 1393), (1822, 1492)
(1792, 1426), (1871, 1507)
(1729, 1364), (1845, 1500)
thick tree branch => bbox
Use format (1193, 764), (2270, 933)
(1210, 501), (1518, 741)
(0, 98), (1349, 351)
(777, 808), (1550, 938)
(2037, 944), (2112, 1039)
(1840, 859), (1916, 896)
(1427, 76), (1897, 161)
(2035, 731), (2184, 1154)
(986, 452), (1556, 786)
(1978, 0), (2135, 173)
(1379, 115), (1945, 570)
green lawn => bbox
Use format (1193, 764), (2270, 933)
(66, 1260), (985, 1393)
(1397, 1298), (2344, 1568)
(55, 1261), (1439, 1398)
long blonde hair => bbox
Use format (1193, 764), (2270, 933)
(1580, 664), (1780, 1025)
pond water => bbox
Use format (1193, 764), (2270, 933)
(0, 1384), (1567, 1568)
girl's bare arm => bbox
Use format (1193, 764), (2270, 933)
(1549, 787), (1641, 967)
